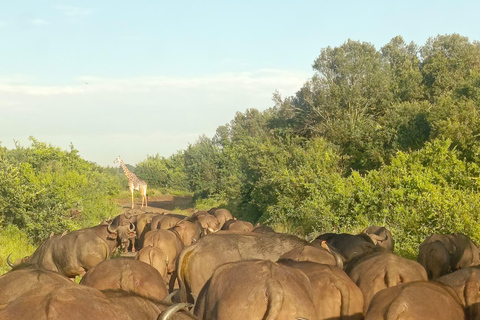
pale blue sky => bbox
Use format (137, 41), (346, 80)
(1, 1), (479, 166)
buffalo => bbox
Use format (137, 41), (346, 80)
(135, 245), (169, 281)
(314, 232), (377, 264)
(170, 220), (203, 246)
(151, 213), (187, 230)
(176, 231), (308, 303)
(191, 214), (220, 234)
(418, 233), (480, 280)
(278, 242), (341, 267)
(193, 260), (318, 320)
(279, 259), (364, 320)
(80, 258), (168, 301)
(212, 208), (233, 229)
(143, 229), (185, 274)
(362, 226), (394, 252)
(7, 222), (125, 278)
(252, 223), (276, 233)
(221, 219), (254, 232)
(108, 213), (137, 252)
(153, 214), (184, 230)
(437, 267), (480, 319)
(346, 250), (428, 312)
(0, 268), (195, 320)
(365, 281), (465, 320)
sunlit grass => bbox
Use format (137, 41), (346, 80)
(194, 197), (227, 211)
(0, 225), (35, 275)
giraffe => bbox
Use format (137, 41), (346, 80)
(114, 156), (148, 209)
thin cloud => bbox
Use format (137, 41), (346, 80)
(0, 84), (84, 95)
(0, 70), (310, 96)
(0, 69), (310, 166)
(53, 5), (92, 17)
(30, 19), (50, 26)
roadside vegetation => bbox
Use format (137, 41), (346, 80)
(135, 34), (480, 258)
(1, 33), (480, 266)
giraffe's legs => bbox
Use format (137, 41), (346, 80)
(140, 186), (147, 208)
(130, 185), (135, 209)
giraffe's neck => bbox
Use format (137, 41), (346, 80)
(120, 160), (137, 181)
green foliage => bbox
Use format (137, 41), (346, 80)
(135, 33), (480, 260)
(381, 36), (423, 102)
(134, 152), (190, 191)
(279, 34), (480, 173)
(312, 39), (393, 116)
(239, 139), (480, 259)
(421, 34), (480, 103)
(0, 138), (122, 243)
(0, 224), (35, 275)
(184, 135), (223, 199)
(354, 140), (480, 258)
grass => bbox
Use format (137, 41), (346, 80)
(194, 197), (227, 211)
(0, 189), (197, 277)
(0, 225), (35, 275)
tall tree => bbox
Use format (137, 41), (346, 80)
(421, 34), (480, 102)
(184, 135), (222, 198)
(381, 36), (423, 102)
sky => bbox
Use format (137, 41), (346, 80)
(1, 1), (480, 167)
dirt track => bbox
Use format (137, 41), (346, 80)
(118, 195), (194, 215)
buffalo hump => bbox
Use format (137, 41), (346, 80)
(80, 258), (168, 301)
(177, 231), (307, 302)
(365, 281), (465, 320)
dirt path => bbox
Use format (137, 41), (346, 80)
(117, 195), (194, 215)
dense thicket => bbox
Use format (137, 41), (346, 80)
(0, 138), (123, 243)
(137, 34), (480, 257)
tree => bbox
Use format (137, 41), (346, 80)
(184, 135), (222, 198)
(421, 34), (480, 102)
(381, 36), (423, 102)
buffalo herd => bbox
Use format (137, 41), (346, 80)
(2, 207), (480, 319)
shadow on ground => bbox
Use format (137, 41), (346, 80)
(119, 195), (193, 212)
(147, 195), (193, 211)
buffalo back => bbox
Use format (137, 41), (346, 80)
(365, 281), (465, 320)
(194, 260), (318, 320)
(80, 259), (167, 301)
(177, 231), (307, 302)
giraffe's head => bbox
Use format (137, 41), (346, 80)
(113, 156), (122, 164)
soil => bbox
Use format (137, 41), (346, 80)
(117, 195), (195, 215)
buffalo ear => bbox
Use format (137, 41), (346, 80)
(107, 233), (118, 240)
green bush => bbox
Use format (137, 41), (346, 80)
(0, 138), (122, 243)
(0, 224), (35, 275)
(259, 139), (480, 259)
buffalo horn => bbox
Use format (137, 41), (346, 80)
(368, 233), (387, 244)
(157, 303), (195, 320)
(163, 289), (179, 304)
(320, 241), (344, 269)
(330, 249), (344, 270)
(107, 223), (117, 234)
(6, 253), (15, 268)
